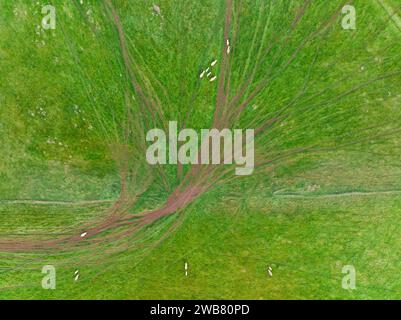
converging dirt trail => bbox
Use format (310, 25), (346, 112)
(1, 0), (400, 254)
(0, 0), (237, 253)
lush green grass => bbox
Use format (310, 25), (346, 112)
(1, 193), (401, 299)
(0, 0), (400, 299)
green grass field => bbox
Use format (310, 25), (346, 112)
(0, 0), (400, 299)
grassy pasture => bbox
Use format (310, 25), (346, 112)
(0, 0), (400, 299)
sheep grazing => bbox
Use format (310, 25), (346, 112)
(226, 39), (231, 55)
(211, 60), (217, 67)
(210, 76), (217, 82)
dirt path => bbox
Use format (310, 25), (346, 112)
(0, 199), (114, 206)
(3, 188), (401, 206)
(0, 0), (236, 252)
(273, 189), (401, 199)
(4, 0), (395, 254)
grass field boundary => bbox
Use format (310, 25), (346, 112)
(3, 189), (401, 206)
(274, 189), (401, 198)
(0, 199), (115, 206)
